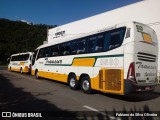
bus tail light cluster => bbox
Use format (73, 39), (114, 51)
(127, 62), (136, 83)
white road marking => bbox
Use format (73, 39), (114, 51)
(83, 105), (99, 112)
(83, 105), (121, 120)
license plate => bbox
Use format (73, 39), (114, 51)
(145, 86), (151, 90)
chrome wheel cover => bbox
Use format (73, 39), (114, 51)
(70, 78), (76, 87)
(82, 80), (90, 91)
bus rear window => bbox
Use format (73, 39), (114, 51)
(11, 54), (30, 61)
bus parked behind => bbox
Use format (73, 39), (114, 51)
(8, 52), (33, 74)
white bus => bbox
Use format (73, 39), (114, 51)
(8, 52), (33, 74)
(31, 21), (158, 95)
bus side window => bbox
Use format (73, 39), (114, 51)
(109, 28), (126, 50)
(12, 56), (18, 61)
(87, 36), (96, 53)
(104, 32), (110, 51)
(95, 34), (104, 52)
(51, 45), (59, 56)
(70, 39), (86, 55)
(109, 31), (120, 50)
(64, 42), (72, 55)
(59, 42), (71, 56)
(44, 46), (52, 57)
(71, 41), (77, 55)
(76, 39), (86, 54)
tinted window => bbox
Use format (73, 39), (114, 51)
(87, 36), (96, 53)
(107, 27), (126, 50)
(37, 48), (45, 59)
(59, 42), (72, 56)
(11, 56), (18, 61)
(44, 47), (52, 57)
(35, 27), (126, 57)
(19, 54), (29, 61)
(95, 34), (104, 52)
(11, 54), (30, 61)
(71, 39), (86, 54)
(51, 45), (59, 56)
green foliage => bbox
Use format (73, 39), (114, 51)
(0, 18), (56, 65)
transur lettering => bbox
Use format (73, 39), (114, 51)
(136, 62), (156, 69)
(46, 60), (62, 64)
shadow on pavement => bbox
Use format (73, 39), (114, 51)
(95, 88), (160, 102)
(0, 74), (81, 120)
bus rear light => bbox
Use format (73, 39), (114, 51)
(127, 62), (136, 83)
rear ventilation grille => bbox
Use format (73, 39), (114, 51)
(99, 69), (122, 91)
(137, 52), (156, 62)
(105, 69), (121, 91)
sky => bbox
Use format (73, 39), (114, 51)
(0, 0), (141, 26)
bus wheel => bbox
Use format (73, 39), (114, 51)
(35, 70), (39, 79)
(20, 68), (23, 74)
(68, 74), (79, 90)
(81, 76), (92, 94)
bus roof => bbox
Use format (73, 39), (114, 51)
(11, 52), (33, 57)
(38, 21), (149, 50)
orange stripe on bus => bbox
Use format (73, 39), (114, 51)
(72, 58), (95, 67)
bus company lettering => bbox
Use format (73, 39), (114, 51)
(145, 72), (156, 77)
(46, 60), (62, 64)
(136, 62), (156, 69)
(53, 31), (66, 39)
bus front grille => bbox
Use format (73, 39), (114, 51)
(137, 52), (156, 62)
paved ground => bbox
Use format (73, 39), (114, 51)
(0, 67), (160, 120)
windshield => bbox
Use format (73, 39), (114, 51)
(11, 54), (30, 61)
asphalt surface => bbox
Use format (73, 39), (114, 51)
(0, 66), (160, 120)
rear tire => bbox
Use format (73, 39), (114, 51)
(35, 70), (39, 79)
(20, 68), (23, 74)
(81, 76), (92, 94)
(68, 74), (79, 90)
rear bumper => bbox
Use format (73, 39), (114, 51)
(124, 79), (156, 94)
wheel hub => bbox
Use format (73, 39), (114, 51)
(82, 80), (90, 91)
(70, 78), (75, 87)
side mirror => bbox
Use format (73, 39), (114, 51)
(7, 58), (10, 62)
(7, 58), (11, 64)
